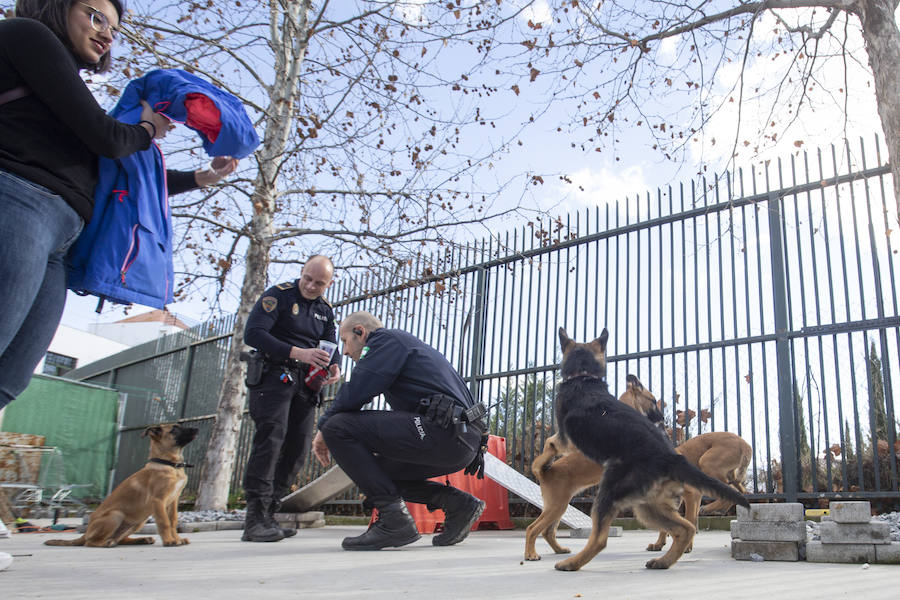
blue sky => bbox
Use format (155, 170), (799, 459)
(60, 2), (888, 331)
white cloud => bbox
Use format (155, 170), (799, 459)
(553, 163), (652, 215)
(520, 0), (552, 25)
(393, 0), (428, 24)
(691, 10), (882, 171)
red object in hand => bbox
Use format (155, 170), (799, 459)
(305, 365), (326, 392)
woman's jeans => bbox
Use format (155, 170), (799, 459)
(0, 169), (83, 409)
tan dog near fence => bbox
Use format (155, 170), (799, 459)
(45, 423), (198, 548)
(647, 431), (751, 551)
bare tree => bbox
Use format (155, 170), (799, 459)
(104, 1), (551, 509)
(502, 1), (900, 210)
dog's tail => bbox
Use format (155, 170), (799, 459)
(44, 535), (86, 546)
(668, 454), (750, 508)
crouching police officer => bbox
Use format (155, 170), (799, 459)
(241, 255), (341, 542)
(312, 310), (488, 551)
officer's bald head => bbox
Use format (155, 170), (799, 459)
(339, 311), (383, 361)
(298, 255), (334, 300)
(340, 311), (383, 334)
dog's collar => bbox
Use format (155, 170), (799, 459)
(149, 458), (193, 469)
(562, 372), (605, 383)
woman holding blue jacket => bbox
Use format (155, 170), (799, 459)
(0, 0), (237, 409)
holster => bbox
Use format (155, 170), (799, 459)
(417, 395), (487, 452)
(240, 350), (266, 387)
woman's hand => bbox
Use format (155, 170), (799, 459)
(139, 100), (173, 140)
(195, 156), (239, 187)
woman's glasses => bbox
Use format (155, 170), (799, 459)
(77, 2), (119, 39)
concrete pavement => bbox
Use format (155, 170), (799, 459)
(1, 524), (897, 599)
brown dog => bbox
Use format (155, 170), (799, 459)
(549, 332), (747, 570)
(525, 361), (749, 568)
(45, 424), (198, 548)
(647, 431), (752, 551)
(524, 374), (658, 561)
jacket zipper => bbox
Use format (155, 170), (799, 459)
(120, 223), (140, 285)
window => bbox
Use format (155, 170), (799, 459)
(43, 352), (77, 376)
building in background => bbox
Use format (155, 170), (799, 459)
(36, 310), (190, 377)
(86, 309), (190, 347)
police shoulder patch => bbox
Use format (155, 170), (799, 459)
(275, 281), (294, 290)
(261, 296), (278, 312)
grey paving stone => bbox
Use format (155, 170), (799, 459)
(819, 521), (891, 544)
(730, 539), (800, 561)
(215, 521), (245, 531)
(736, 503), (804, 522)
(565, 526), (622, 538)
(829, 501), (871, 524)
(874, 542), (900, 564)
(179, 521), (217, 533)
(731, 520), (807, 542)
(806, 541), (875, 563)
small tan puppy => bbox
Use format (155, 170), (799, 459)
(45, 424), (198, 548)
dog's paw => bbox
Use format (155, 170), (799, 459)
(685, 545), (692, 553)
(137, 537), (155, 545)
(554, 559), (581, 571)
(645, 558), (671, 569)
(524, 553), (542, 561)
(554, 546), (571, 554)
(646, 543), (664, 551)
(163, 537), (189, 547)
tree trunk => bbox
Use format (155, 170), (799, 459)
(858, 0), (900, 220)
(194, 0), (311, 510)
(194, 210), (272, 510)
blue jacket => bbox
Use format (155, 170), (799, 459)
(67, 69), (259, 308)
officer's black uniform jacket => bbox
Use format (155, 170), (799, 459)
(243, 280), (339, 366)
(317, 328), (474, 429)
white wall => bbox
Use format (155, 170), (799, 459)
(86, 322), (184, 347)
(35, 325), (130, 374)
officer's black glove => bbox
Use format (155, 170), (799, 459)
(463, 432), (490, 479)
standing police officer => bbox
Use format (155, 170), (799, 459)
(312, 310), (488, 551)
(241, 255), (341, 542)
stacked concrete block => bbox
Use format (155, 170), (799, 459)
(730, 503), (806, 561)
(275, 510), (326, 530)
(807, 501), (899, 564)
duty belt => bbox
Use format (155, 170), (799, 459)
(416, 394), (487, 445)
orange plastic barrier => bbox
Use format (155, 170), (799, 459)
(372, 435), (515, 533)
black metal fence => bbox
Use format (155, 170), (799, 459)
(69, 137), (900, 507)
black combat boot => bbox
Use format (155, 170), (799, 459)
(341, 500), (420, 551)
(241, 497), (284, 542)
(397, 481), (485, 547)
(430, 487), (485, 546)
(268, 495), (297, 538)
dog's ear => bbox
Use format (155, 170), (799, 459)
(558, 328), (573, 353)
(142, 426), (162, 439)
(594, 328), (609, 350)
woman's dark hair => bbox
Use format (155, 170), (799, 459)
(14, 0), (125, 74)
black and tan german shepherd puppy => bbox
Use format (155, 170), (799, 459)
(552, 328), (749, 570)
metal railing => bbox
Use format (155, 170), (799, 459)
(69, 137), (899, 505)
